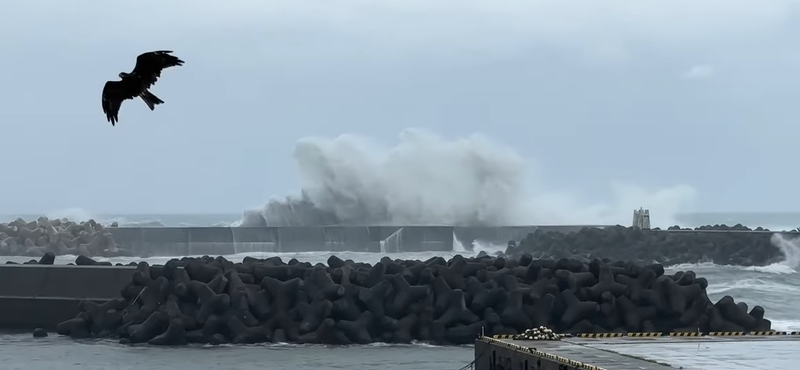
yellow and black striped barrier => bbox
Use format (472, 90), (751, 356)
(666, 331), (800, 337)
(626, 332), (662, 337)
(750, 331), (800, 336)
(669, 332), (702, 337)
(491, 334), (516, 339)
(707, 331), (745, 336)
(492, 330), (800, 340)
(576, 333), (625, 338)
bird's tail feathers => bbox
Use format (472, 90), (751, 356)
(139, 90), (164, 111)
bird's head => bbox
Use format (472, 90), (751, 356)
(118, 72), (130, 79)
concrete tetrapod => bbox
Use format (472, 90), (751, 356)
(53, 253), (773, 345)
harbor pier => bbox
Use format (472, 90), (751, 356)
(475, 332), (799, 369)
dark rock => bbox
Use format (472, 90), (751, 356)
(512, 225), (790, 266)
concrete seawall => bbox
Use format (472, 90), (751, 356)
(103, 225), (609, 257)
(476, 334), (799, 369)
(0, 265), (135, 330)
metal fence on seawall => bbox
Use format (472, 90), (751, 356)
(101, 225), (607, 257)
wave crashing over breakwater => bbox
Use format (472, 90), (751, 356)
(238, 129), (697, 228)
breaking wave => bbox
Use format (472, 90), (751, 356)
(239, 129), (697, 228)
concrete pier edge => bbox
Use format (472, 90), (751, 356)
(476, 335), (606, 370)
(476, 332), (800, 370)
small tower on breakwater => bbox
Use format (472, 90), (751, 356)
(632, 208), (650, 229)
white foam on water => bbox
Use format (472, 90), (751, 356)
(760, 233), (800, 272)
(704, 278), (800, 297)
(667, 233), (800, 275)
(768, 319), (800, 332)
(471, 240), (506, 256)
(742, 263), (797, 275)
(667, 262), (720, 271)
(451, 234), (506, 255)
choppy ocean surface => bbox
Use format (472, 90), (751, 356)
(2, 212), (800, 369)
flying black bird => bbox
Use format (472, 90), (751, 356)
(101, 50), (185, 126)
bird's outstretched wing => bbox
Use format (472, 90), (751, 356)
(131, 50), (185, 90)
(102, 80), (139, 126)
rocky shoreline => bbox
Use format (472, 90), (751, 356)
(0, 218), (127, 258)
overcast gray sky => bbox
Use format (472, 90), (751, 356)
(1, 0), (799, 224)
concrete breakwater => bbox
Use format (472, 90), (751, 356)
(507, 225), (792, 267)
(44, 253), (769, 346)
(0, 217), (795, 267)
(0, 261), (136, 330)
(0, 217), (605, 258)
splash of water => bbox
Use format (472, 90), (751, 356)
(240, 129), (697, 228)
(452, 232), (467, 253)
(748, 233), (800, 274)
(471, 240), (506, 256)
(670, 235), (800, 275)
